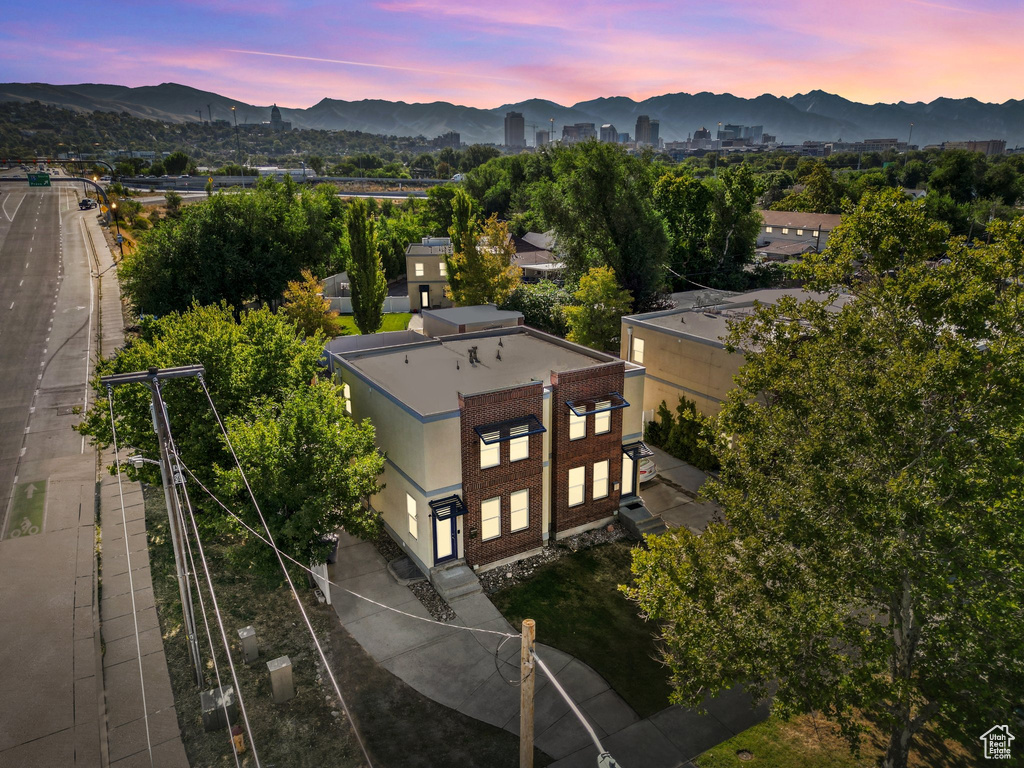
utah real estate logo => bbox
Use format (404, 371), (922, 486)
(979, 725), (1014, 760)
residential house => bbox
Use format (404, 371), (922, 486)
(406, 237), (454, 312)
(621, 288), (851, 417)
(421, 305), (524, 338)
(326, 326), (647, 581)
(758, 210), (843, 254)
(512, 231), (565, 282)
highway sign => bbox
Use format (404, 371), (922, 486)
(27, 173), (51, 187)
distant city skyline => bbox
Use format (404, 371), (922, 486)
(1, 0), (1021, 109)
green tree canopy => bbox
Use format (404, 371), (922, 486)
(347, 198), (387, 334)
(281, 268), (339, 337)
(445, 209), (522, 307)
(563, 265), (633, 352)
(163, 150), (190, 176)
(627, 196), (1024, 768)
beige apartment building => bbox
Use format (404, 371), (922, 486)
(405, 236), (454, 312)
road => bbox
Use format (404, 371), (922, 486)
(0, 173), (104, 764)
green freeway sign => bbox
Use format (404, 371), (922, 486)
(27, 173), (51, 187)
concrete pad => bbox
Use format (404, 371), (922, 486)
(101, 568), (152, 599)
(0, 726), (74, 768)
(580, 688), (640, 736)
(647, 445), (686, 472)
(344, 602), (456, 662)
(101, 605), (160, 642)
(101, 586), (155, 621)
(535, 643), (575, 677)
(650, 705), (737, 759)
(74, 637), (97, 680)
(597, 719), (681, 768)
(456, 669), (523, 728)
(73, 674), (98, 725)
(111, 734), (190, 768)
(660, 500), (721, 534)
(535, 706), (609, 760)
(510, 677), (569, 737)
(103, 654), (175, 728)
(547, 659), (610, 704)
(661, 463), (713, 497)
(641, 481), (692, 516)
(74, 722), (102, 765)
(329, 570), (421, 623)
(330, 539), (388, 579)
(107, 707), (181, 763)
(703, 685), (770, 735)
(450, 592), (503, 628)
(381, 626), (498, 709)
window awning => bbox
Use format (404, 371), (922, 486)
(473, 414), (546, 444)
(566, 392), (629, 417)
(622, 441), (654, 460)
(429, 495), (468, 519)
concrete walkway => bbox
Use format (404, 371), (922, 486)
(330, 532), (768, 767)
(641, 446), (723, 534)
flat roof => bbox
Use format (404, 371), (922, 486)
(624, 288), (852, 346)
(336, 328), (628, 416)
(326, 331), (424, 355)
(422, 305), (523, 326)
(760, 210), (842, 230)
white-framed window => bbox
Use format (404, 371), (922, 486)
(781, 227), (789, 235)
(510, 489), (529, 532)
(796, 228), (804, 236)
(438, 260), (447, 277)
(594, 401), (611, 434)
(765, 226), (773, 233)
(481, 496), (501, 540)
(480, 432), (500, 468)
(568, 466), (585, 507)
(414, 262), (424, 277)
(509, 424), (529, 462)
(593, 460), (609, 500)
(343, 383), (352, 414)
(569, 409), (586, 441)
(407, 493), (418, 539)
(812, 230), (819, 237)
(632, 337), (645, 364)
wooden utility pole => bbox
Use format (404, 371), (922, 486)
(520, 618), (536, 768)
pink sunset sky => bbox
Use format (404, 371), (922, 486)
(2, 0), (1021, 107)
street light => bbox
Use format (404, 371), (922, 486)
(110, 201), (124, 258)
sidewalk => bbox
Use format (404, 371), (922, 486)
(329, 532), (768, 767)
(641, 445), (723, 534)
(88, 212), (188, 767)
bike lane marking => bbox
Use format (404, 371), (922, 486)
(3, 480), (47, 539)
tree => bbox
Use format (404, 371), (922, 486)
(307, 155), (325, 176)
(537, 142), (668, 312)
(772, 161), (844, 213)
(626, 194), (1024, 768)
(164, 151), (190, 176)
(281, 268), (339, 337)
(445, 210), (522, 307)
(75, 303), (384, 578)
(500, 280), (571, 336)
(563, 266), (632, 351)
(163, 190), (182, 218)
(929, 149), (987, 204)
(346, 199), (387, 334)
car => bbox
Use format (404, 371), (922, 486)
(638, 457), (658, 484)
(79, 199), (95, 210)
(180, 174), (190, 178)
(100, 175), (111, 181)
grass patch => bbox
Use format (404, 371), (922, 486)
(491, 540), (672, 718)
(335, 313), (411, 335)
(697, 713), (981, 768)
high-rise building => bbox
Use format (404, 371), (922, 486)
(635, 115), (651, 145)
(600, 124), (619, 143)
(504, 111), (526, 148)
(562, 124), (580, 143)
(650, 120), (660, 148)
(618, 132), (631, 144)
(535, 130), (550, 146)
(432, 131), (461, 149)
(575, 123), (597, 141)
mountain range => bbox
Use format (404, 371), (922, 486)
(2, 81), (1022, 148)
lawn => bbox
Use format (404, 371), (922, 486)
(697, 713), (980, 768)
(335, 313), (411, 335)
(490, 540), (672, 718)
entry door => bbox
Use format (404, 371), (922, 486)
(419, 284), (430, 311)
(434, 514), (457, 564)
(622, 453), (636, 497)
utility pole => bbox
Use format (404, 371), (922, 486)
(207, 103), (212, 123)
(232, 107), (241, 170)
(520, 618), (536, 768)
(101, 365), (206, 687)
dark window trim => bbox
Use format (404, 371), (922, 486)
(566, 391), (629, 417)
(622, 441), (654, 460)
(429, 494), (469, 520)
(474, 414), (546, 444)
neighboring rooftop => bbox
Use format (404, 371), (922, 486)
(669, 288), (740, 310)
(325, 331), (423, 355)
(421, 305), (523, 326)
(756, 240), (817, 257)
(335, 327), (626, 416)
(406, 236), (453, 257)
(624, 288), (853, 346)
(759, 210), (843, 230)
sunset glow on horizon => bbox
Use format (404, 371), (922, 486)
(1, 0), (1021, 108)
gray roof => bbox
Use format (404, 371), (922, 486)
(521, 231), (555, 251)
(325, 331), (423, 355)
(422, 305), (523, 326)
(335, 327), (627, 416)
(669, 288), (740, 310)
(624, 288), (852, 347)
(760, 210), (842, 230)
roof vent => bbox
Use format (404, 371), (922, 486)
(468, 346), (479, 365)
(498, 339), (503, 347)
(456, 360), (460, 370)
(496, 349), (502, 361)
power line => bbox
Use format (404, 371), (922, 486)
(106, 387), (154, 768)
(171, 476), (243, 768)
(155, 380), (263, 768)
(177, 459), (517, 641)
(195, 376), (376, 768)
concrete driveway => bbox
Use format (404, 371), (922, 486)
(640, 446), (723, 534)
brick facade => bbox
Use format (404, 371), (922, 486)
(459, 383), (545, 566)
(550, 363), (625, 534)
